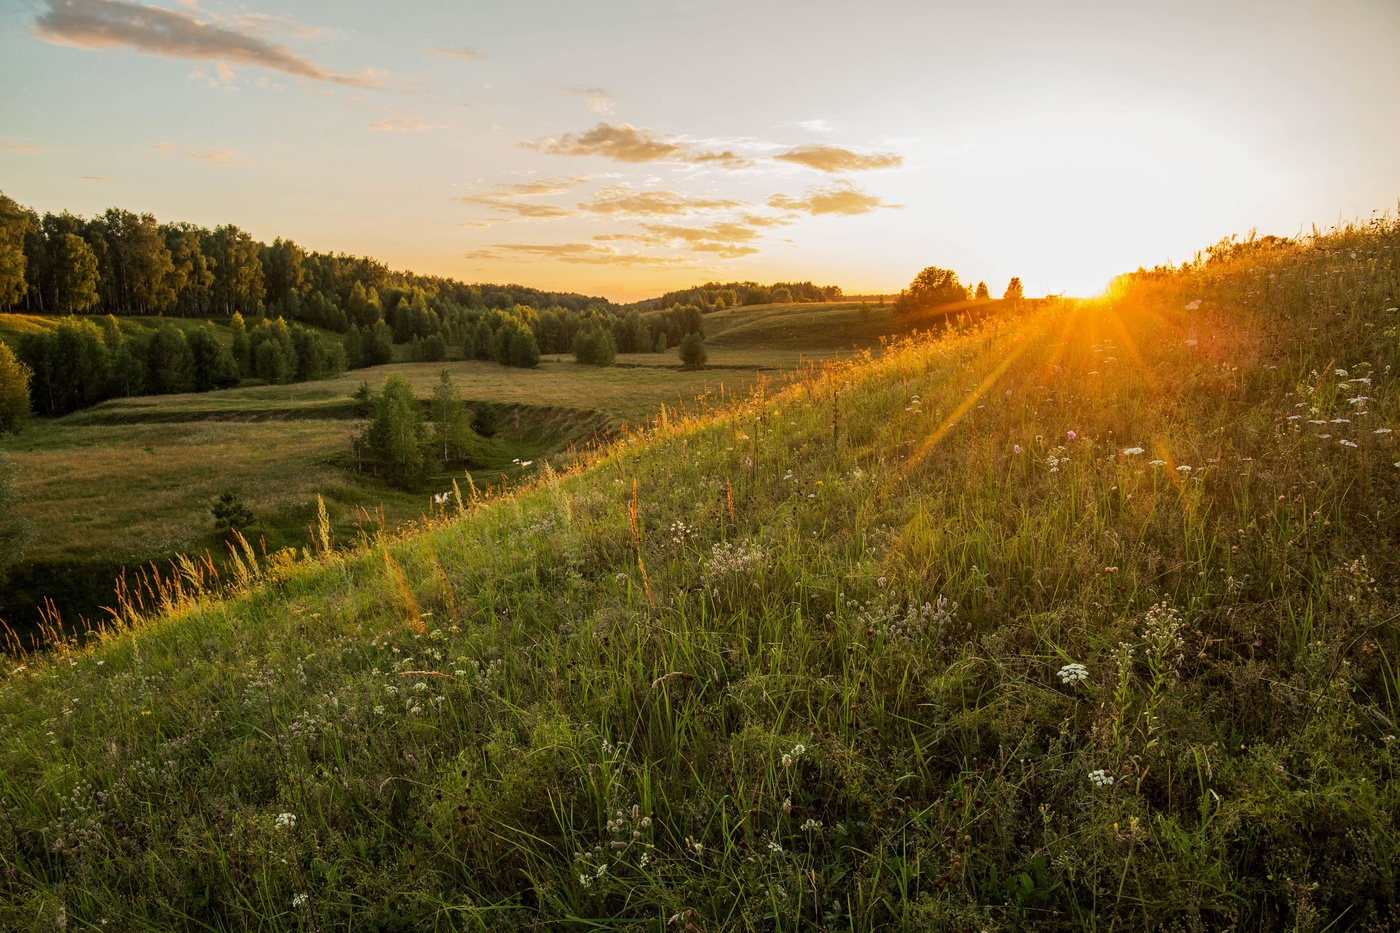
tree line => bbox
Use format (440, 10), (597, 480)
(894, 267), (1024, 314)
(625, 280), (843, 313)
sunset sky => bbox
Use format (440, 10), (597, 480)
(2, 0), (1397, 301)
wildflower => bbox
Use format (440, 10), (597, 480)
(1176, 465), (1192, 472)
(1013, 444), (1023, 454)
(1184, 339), (1198, 346)
(1058, 662), (1089, 684)
(1185, 300), (1201, 311)
(1340, 439), (1358, 448)
(373, 704), (385, 715)
(767, 839), (783, 853)
(579, 873), (592, 887)
(275, 812), (296, 829)
(1376, 428), (1392, 434)
(1088, 769), (1114, 787)
(1121, 447), (1144, 455)
(1336, 369), (1349, 378)
(292, 894), (308, 909)
(1149, 459), (1166, 466)
(801, 818), (823, 831)
(1066, 430), (1077, 440)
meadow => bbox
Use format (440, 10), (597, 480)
(1, 224), (1397, 929)
(0, 300), (942, 631)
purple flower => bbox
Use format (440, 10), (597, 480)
(1014, 444), (1023, 454)
(1067, 431), (1077, 440)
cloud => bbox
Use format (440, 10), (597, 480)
(469, 243), (694, 268)
(795, 119), (834, 133)
(521, 122), (753, 168)
(562, 85), (614, 115)
(596, 219), (771, 260)
(368, 115), (444, 132)
(150, 140), (243, 165)
(435, 45), (486, 61)
(459, 196), (575, 218)
(81, 175), (110, 181)
(457, 176), (591, 218)
(0, 140), (46, 154)
(767, 180), (897, 215)
(773, 144), (903, 173)
(33, 0), (383, 87)
(579, 186), (745, 217)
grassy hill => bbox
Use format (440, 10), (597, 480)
(6, 232), (1398, 929)
(0, 301), (977, 632)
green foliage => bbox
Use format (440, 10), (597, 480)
(573, 324), (617, 366)
(209, 488), (254, 531)
(679, 331), (708, 369)
(0, 192), (33, 307)
(1004, 276), (1024, 300)
(896, 265), (968, 313)
(359, 373), (428, 488)
(0, 340), (31, 434)
(229, 311), (250, 374)
(188, 324), (240, 392)
(52, 233), (100, 312)
(145, 323), (194, 394)
(429, 369), (479, 465)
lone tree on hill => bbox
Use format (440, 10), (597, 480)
(679, 332), (708, 370)
(211, 489), (254, 532)
(974, 281), (990, 300)
(1004, 277), (1024, 300)
(895, 266), (967, 314)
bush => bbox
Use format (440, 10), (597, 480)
(210, 489), (254, 531)
(0, 341), (31, 435)
(678, 332), (707, 370)
(573, 327), (616, 366)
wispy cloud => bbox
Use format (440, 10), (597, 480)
(469, 243), (695, 267)
(579, 186), (745, 216)
(458, 176), (591, 218)
(774, 145), (903, 173)
(81, 175), (110, 181)
(0, 140), (46, 154)
(33, 0), (384, 87)
(150, 140), (244, 166)
(521, 123), (752, 169)
(795, 119), (834, 133)
(562, 85), (614, 115)
(368, 115), (445, 132)
(767, 180), (898, 215)
(434, 45), (486, 61)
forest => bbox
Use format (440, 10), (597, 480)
(0, 192), (845, 419)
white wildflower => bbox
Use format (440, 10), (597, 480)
(1057, 662), (1089, 684)
(1088, 769), (1114, 787)
(292, 893), (308, 909)
(1121, 447), (1145, 456)
(1340, 439), (1358, 448)
(275, 812), (297, 829)
(801, 818), (823, 831)
(1149, 459), (1167, 467)
(1375, 428), (1392, 434)
(1176, 465), (1192, 472)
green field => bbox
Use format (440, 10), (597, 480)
(0, 300), (974, 628)
(2, 225), (1397, 928)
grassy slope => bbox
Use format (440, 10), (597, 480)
(0, 302), (931, 574)
(12, 250), (1400, 930)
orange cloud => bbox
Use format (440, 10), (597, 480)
(521, 123), (752, 168)
(469, 243), (695, 267)
(0, 140), (46, 154)
(33, 0), (383, 87)
(767, 181), (897, 215)
(368, 115), (445, 132)
(580, 186), (746, 216)
(774, 145), (903, 172)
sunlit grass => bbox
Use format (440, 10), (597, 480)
(2, 222), (1399, 929)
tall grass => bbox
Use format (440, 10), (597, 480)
(2, 218), (1399, 930)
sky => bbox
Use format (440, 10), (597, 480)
(1, 0), (1397, 302)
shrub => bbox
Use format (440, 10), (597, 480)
(678, 332), (707, 370)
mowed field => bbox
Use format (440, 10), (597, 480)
(1, 300), (989, 625)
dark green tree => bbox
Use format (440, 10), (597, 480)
(146, 324), (195, 394)
(430, 369), (476, 464)
(360, 373), (428, 488)
(0, 192), (34, 308)
(573, 324), (616, 366)
(189, 324), (240, 391)
(52, 233), (100, 312)
(679, 332), (708, 370)
(895, 266), (967, 314)
(211, 489), (254, 531)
